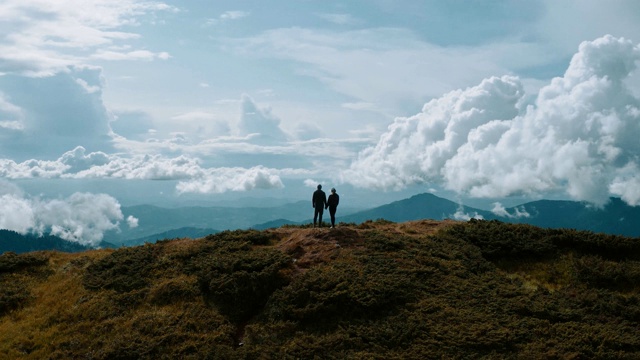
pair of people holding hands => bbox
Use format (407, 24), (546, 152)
(312, 184), (339, 228)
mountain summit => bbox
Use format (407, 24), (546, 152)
(1, 219), (639, 358)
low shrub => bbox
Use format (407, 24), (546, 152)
(0, 276), (32, 315)
(442, 220), (557, 260)
(83, 245), (157, 292)
(363, 230), (407, 252)
(191, 242), (293, 323)
(264, 256), (415, 327)
(0, 252), (49, 274)
(574, 255), (640, 291)
(147, 276), (200, 306)
(0, 252), (50, 316)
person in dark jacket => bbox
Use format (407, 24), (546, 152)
(326, 188), (340, 228)
(312, 184), (327, 227)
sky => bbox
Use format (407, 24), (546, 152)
(1, 0), (640, 245)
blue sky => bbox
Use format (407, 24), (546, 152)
(1, 1), (640, 244)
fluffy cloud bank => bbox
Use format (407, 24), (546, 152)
(344, 35), (640, 206)
(0, 146), (284, 194)
(0, 181), (136, 246)
(175, 166), (284, 194)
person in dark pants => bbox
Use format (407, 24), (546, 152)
(312, 184), (327, 227)
(326, 188), (340, 228)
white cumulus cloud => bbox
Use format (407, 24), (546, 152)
(0, 147), (286, 195)
(126, 215), (139, 228)
(450, 204), (484, 221)
(491, 203), (531, 219)
(176, 166), (284, 194)
(344, 35), (640, 206)
(0, 181), (126, 246)
(0, 193), (35, 234)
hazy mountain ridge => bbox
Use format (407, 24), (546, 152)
(338, 193), (495, 224)
(106, 201), (314, 244)
(93, 193), (640, 246)
(3, 192), (639, 252)
(0, 230), (115, 254)
(330, 193), (640, 237)
(2, 220), (639, 358)
(508, 197), (640, 237)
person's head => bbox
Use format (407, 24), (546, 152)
(317, 184), (322, 190)
(331, 188), (336, 193)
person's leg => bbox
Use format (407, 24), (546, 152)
(330, 209), (336, 227)
(318, 209), (323, 227)
(313, 208), (319, 227)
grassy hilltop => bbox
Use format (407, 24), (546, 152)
(1, 219), (640, 359)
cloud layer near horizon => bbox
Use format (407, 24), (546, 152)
(344, 35), (640, 206)
(0, 146), (285, 194)
(0, 181), (134, 246)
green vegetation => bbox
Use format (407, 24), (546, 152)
(1, 220), (640, 359)
(0, 252), (51, 316)
(0, 230), (94, 254)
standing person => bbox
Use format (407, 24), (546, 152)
(312, 184), (327, 227)
(326, 188), (340, 228)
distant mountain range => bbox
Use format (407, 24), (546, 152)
(254, 193), (640, 238)
(339, 193), (492, 224)
(502, 197), (640, 237)
(105, 201), (314, 244)
(2, 192), (640, 254)
(339, 193), (640, 237)
(106, 201), (362, 245)
(0, 230), (116, 254)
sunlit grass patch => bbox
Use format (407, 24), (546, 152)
(498, 254), (577, 292)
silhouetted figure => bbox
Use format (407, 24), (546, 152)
(326, 188), (340, 228)
(312, 184), (327, 227)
